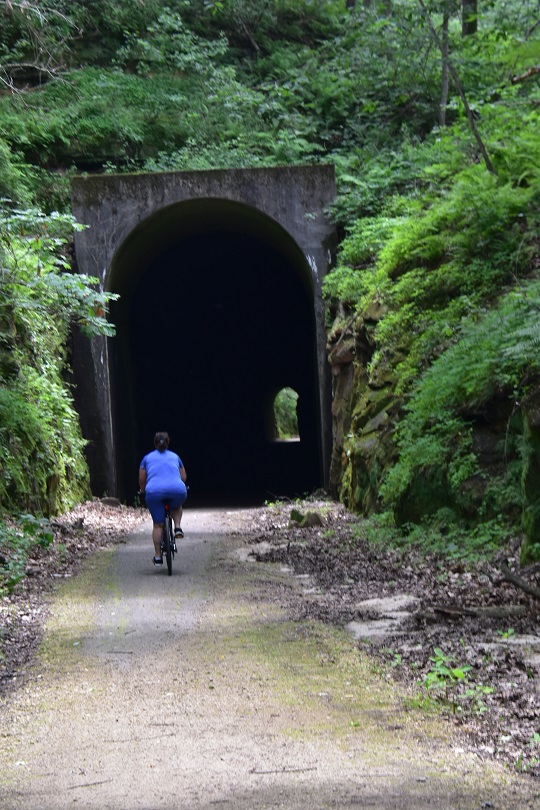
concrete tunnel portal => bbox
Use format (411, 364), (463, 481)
(70, 166), (336, 507)
(110, 199), (322, 505)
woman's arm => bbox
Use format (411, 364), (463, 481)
(139, 467), (147, 492)
(180, 465), (187, 483)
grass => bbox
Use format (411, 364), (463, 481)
(201, 558), (461, 757)
(39, 548), (114, 673)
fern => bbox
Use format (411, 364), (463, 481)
(381, 282), (540, 508)
(503, 322), (540, 364)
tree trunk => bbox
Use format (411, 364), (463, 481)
(418, 0), (495, 174)
(439, 14), (450, 126)
(462, 0), (478, 36)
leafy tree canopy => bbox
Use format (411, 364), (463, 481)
(0, 0), (539, 564)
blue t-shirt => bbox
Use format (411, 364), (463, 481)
(140, 449), (186, 496)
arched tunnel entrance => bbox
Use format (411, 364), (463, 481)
(70, 165), (336, 507)
(109, 199), (323, 506)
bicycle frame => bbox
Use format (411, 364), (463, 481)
(161, 501), (176, 576)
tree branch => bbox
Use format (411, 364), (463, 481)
(0, 1), (73, 27)
(511, 66), (540, 84)
(417, 0), (496, 175)
(0, 0), (78, 93)
(327, 308), (359, 363)
(241, 22), (260, 53)
(439, 13), (450, 126)
(500, 562), (540, 601)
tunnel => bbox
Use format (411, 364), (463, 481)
(107, 198), (324, 507)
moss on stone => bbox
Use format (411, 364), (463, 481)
(521, 387), (540, 563)
(394, 468), (454, 527)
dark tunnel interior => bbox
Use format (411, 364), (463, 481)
(109, 200), (325, 507)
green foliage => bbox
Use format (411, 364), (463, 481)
(422, 647), (494, 716)
(0, 69), (197, 170)
(423, 647), (472, 712)
(324, 110), (540, 387)
(0, 387), (45, 511)
(115, 8), (229, 74)
(0, 136), (32, 204)
(0, 514), (54, 595)
(274, 387), (299, 439)
(0, 0), (538, 555)
(381, 282), (540, 510)
(32, 0), (163, 68)
(0, 206), (117, 514)
(359, 510), (512, 563)
(323, 215), (404, 304)
(1, 207), (118, 337)
(402, 516), (514, 562)
(182, 0), (345, 53)
(325, 122), (540, 434)
(0, 1), (74, 89)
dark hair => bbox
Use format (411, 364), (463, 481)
(154, 431), (170, 452)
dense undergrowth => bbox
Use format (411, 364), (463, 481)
(0, 0), (539, 582)
(0, 207), (116, 587)
(327, 120), (540, 557)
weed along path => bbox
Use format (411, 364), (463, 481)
(0, 507), (538, 810)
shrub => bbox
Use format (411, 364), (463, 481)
(0, 207), (117, 514)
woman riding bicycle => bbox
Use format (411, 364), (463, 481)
(139, 431), (188, 565)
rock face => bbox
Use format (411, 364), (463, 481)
(328, 314), (540, 561)
(0, 313), (18, 381)
(328, 309), (395, 515)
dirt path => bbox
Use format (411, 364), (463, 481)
(0, 508), (538, 809)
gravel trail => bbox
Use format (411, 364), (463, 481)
(0, 508), (538, 809)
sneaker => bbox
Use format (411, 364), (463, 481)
(153, 555), (163, 565)
(175, 528), (184, 539)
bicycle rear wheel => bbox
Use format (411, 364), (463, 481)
(163, 515), (173, 576)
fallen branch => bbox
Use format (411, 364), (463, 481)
(511, 66), (540, 84)
(433, 605), (475, 617)
(470, 605), (527, 618)
(522, 561), (540, 578)
(433, 604), (527, 619)
(500, 563), (540, 601)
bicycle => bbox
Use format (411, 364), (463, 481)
(160, 499), (176, 576)
(138, 489), (185, 575)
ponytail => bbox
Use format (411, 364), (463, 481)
(154, 431), (170, 452)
